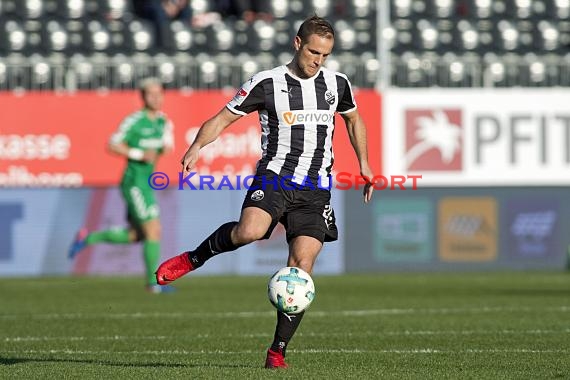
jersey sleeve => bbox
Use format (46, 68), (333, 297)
(162, 119), (174, 150)
(336, 75), (357, 114)
(226, 75), (266, 116)
(109, 113), (138, 145)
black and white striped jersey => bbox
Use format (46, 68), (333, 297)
(226, 65), (357, 188)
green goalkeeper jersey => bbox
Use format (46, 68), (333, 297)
(110, 109), (174, 183)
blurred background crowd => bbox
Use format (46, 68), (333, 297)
(0, 0), (568, 92)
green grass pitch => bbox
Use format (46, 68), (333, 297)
(1, 272), (569, 379)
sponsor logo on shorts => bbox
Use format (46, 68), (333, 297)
(322, 204), (334, 229)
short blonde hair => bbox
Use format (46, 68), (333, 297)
(296, 15), (335, 44)
(139, 77), (163, 96)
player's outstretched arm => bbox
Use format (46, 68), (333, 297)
(341, 110), (375, 203)
(181, 107), (242, 176)
(108, 142), (158, 163)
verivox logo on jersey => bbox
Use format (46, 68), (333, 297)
(405, 109), (463, 171)
(281, 110), (335, 126)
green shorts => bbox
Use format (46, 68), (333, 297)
(121, 181), (159, 225)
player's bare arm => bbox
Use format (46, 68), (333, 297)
(161, 121), (175, 157)
(342, 109), (374, 203)
(181, 107), (242, 176)
(108, 142), (158, 163)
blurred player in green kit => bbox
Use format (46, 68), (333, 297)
(69, 78), (175, 294)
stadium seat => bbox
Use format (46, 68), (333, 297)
(61, 0), (87, 19)
(240, 54), (259, 81)
(399, 51), (429, 87)
(109, 54), (134, 88)
(496, 20), (520, 51)
(170, 20), (192, 52)
(3, 55), (29, 90)
(84, 0), (104, 17)
(538, 20), (560, 51)
(44, 19), (70, 53)
(87, 20), (112, 52)
(29, 55), (52, 89)
(209, 22), (236, 52)
(482, 53), (505, 86)
(156, 56), (176, 87)
(358, 52), (379, 88)
(0, 60), (6, 90)
(73, 54), (110, 89)
(287, 0), (307, 18)
(554, 0), (570, 19)
(416, 19), (439, 51)
(22, 0), (45, 19)
(352, 0), (375, 19)
(251, 20), (277, 53)
(1, 20), (29, 55)
(433, 0), (454, 18)
(127, 19), (156, 54)
(271, 0), (289, 18)
(310, 0), (333, 17)
(441, 52), (479, 87)
(0, 0), (21, 17)
(456, 20), (478, 51)
(130, 52), (156, 83)
(106, 0), (130, 20)
(187, 26), (209, 54)
(392, 0), (412, 18)
(197, 55), (218, 88)
(189, 0), (213, 15)
(469, 0), (491, 19)
(334, 20), (357, 52)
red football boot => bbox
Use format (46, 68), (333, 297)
(156, 252), (195, 285)
(264, 348), (288, 369)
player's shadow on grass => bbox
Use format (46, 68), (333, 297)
(0, 358), (28, 365)
(492, 288), (570, 296)
(0, 356), (256, 369)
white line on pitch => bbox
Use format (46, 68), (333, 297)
(2, 348), (567, 355)
(1, 305), (569, 320)
(4, 328), (570, 342)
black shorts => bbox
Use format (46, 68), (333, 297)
(241, 169), (338, 243)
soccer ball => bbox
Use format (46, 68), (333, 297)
(267, 267), (315, 314)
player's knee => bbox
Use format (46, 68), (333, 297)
(233, 223), (266, 244)
(143, 222), (161, 241)
(150, 227), (162, 241)
(288, 257), (314, 274)
(129, 229), (144, 242)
